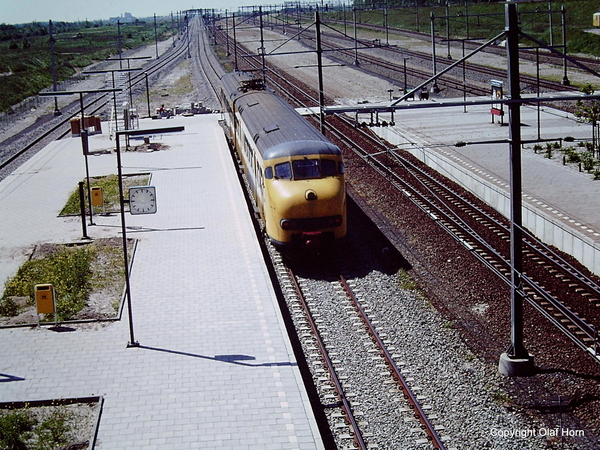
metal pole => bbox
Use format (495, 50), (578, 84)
(233, 13), (238, 71)
(561, 5), (570, 86)
(259, 6), (266, 82)
(116, 135), (138, 348)
(403, 57), (408, 93)
(145, 72), (151, 118)
(498, 1), (534, 377)
(465, 0), (470, 40)
(384, 1), (388, 45)
(353, 8), (360, 66)
(536, 48), (541, 140)
(431, 12), (440, 93)
(225, 10), (230, 56)
(117, 20), (122, 70)
(78, 182), (89, 240)
(446, 3), (451, 59)
(154, 14), (159, 58)
(415, 1), (419, 33)
(79, 93), (94, 226)
(316, 10), (325, 134)
(49, 20), (61, 116)
(186, 14), (191, 58)
(548, 0), (553, 48)
(112, 72), (119, 133)
(462, 40), (467, 112)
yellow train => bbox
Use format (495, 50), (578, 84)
(221, 72), (346, 250)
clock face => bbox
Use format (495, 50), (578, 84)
(129, 186), (157, 215)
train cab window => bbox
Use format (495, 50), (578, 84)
(274, 162), (292, 179)
(293, 159), (320, 179)
(265, 167), (273, 179)
(338, 162), (345, 174)
(321, 159), (337, 177)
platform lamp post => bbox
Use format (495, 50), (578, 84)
(115, 125), (184, 348)
(48, 20), (61, 116)
(39, 88), (121, 228)
(498, 1), (535, 377)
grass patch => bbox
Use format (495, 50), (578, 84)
(60, 174), (149, 216)
(0, 238), (132, 325)
(397, 269), (418, 290)
(1, 244), (94, 321)
(0, 399), (100, 450)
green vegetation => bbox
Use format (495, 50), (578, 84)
(532, 136), (600, 179)
(0, 238), (129, 322)
(323, 1), (600, 57)
(0, 19), (174, 113)
(397, 269), (418, 290)
(0, 404), (91, 450)
(60, 174), (150, 215)
(574, 83), (600, 156)
(0, 245), (94, 321)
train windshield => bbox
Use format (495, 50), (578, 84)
(293, 159), (341, 179)
(271, 159), (342, 180)
(293, 159), (320, 179)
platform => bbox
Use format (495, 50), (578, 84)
(0, 115), (324, 449)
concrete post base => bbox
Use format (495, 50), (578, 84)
(498, 352), (536, 377)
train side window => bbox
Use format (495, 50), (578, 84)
(265, 166), (273, 179)
(274, 162), (292, 179)
(338, 162), (345, 174)
(321, 159), (337, 177)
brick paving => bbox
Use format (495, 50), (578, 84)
(0, 115), (324, 449)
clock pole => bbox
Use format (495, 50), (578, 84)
(114, 125), (184, 348)
(115, 134), (138, 348)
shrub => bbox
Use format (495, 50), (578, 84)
(0, 411), (36, 450)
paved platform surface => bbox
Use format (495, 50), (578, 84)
(0, 115), (324, 449)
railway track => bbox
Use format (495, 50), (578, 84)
(212, 20), (600, 366)
(272, 247), (448, 449)
(197, 21), (600, 446)
(0, 23), (192, 176)
(246, 14), (583, 98)
(326, 114), (600, 363)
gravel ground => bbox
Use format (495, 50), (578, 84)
(225, 23), (600, 449)
(3, 22), (599, 450)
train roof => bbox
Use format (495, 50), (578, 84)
(222, 72), (341, 161)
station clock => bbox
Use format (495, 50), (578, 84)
(128, 186), (157, 215)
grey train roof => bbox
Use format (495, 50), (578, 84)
(222, 72), (341, 161)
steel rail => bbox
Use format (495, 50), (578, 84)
(327, 112), (600, 364)
(338, 275), (447, 450)
(286, 267), (368, 450)
(0, 30), (189, 173)
(213, 17), (600, 363)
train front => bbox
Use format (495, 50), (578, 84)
(263, 140), (347, 250)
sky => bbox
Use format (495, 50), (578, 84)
(0, 0), (255, 25)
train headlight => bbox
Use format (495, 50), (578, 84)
(305, 190), (317, 201)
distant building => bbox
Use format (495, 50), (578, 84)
(109, 13), (137, 24)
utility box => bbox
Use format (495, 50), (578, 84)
(35, 284), (55, 314)
(70, 118), (81, 137)
(594, 13), (600, 28)
(91, 187), (104, 207)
